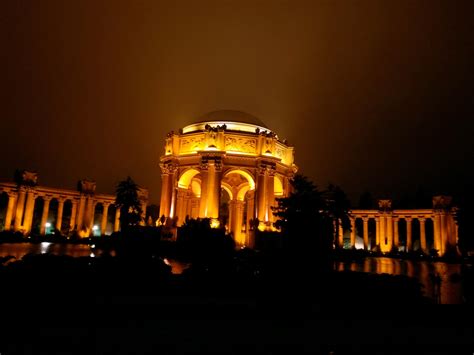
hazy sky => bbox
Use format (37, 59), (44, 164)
(1, 0), (473, 204)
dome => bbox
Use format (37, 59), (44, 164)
(196, 110), (268, 128)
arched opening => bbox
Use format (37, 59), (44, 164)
(61, 199), (73, 234)
(399, 219), (407, 251)
(92, 203), (103, 236)
(178, 168), (201, 189)
(223, 169), (255, 190)
(355, 218), (364, 249)
(368, 218), (376, 250)
(175, 169), (203, 225)
(31, 197), (44, 235)
(426, 218), (434, 251)
(221, 169), (256, 246)
(220, 187), (231, 232)
(49, 199), (59, 233)
(412, 219), (420, 251)
(274, 175), (284, 197)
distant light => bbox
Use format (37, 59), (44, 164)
(92, 225), (99, 231)
(163, 258), (171, 266)
(40, 242), (51, 254)
(91, 244), (96, 249)
(45, 222), (51, 228)
(210, 218), (220, 229)
(90, 252), (95, 258)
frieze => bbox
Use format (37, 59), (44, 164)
(224, 136), (257, 154)
(180, 136), (205, 153)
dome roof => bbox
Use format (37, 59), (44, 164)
(196, 110), (267, 128)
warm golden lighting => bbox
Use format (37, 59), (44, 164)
(210, 218), (220, 229)
(159, 110), (298, 248)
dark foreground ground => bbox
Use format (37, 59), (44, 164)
(0, 254), (473, 355)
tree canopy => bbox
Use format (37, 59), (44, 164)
(115, 176), (143, 232)
(272, 174), (351, 271)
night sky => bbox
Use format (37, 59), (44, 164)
(1, 0), (473, 204)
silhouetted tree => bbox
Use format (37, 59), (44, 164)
(115, 177), (143, 232)
(272, 174), (334, 272)
(177, 217), (234, 271)
(324, 184), (351, 249)
(146, 204), (160, 225)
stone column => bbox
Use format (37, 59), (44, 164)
(419, 218), (427, 253)
(190, 197), (199, 219)
(433, 213), (441, 253)
(264, 172), (275, 224)
(338, 222), (344, 248)
(101, 202), (110, 235)
(386, 214), (393, 252)
(230, 200), (245, 245)
(76, 195), (86, 231)
(159, 173), (172, 218)
(362, 217), (369, 250)
(40, 197), (52, 235)
(198, 158), (222, 219)
(406, 217), (413, 252)
(14, 187), (26, 231)
(393, 217), (399, 250)
(159, 162), (177, 219)
(70, 200), (77, 231)
(379, 214), (386, 250)
(176, 187), (188, 226)
(4, 192), (17, 231)
(440, 212), (448, 256)
(22, 189), (36, 233)
(255, 168), (266, 223)
(86, 199), (95, 232)
(246, 190), (256, 248)
(56, 198), (65, 231)
(350, 217), (356, 248)
(114, 208), (121, 232)
(140, 201), (147, 226)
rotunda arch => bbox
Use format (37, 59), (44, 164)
(178, 168), (201, 189)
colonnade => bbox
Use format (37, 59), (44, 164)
(1, 173), (148, 237)
(344, 197), (459, 256)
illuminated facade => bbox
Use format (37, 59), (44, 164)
(347, 197), (459, 256)
(0, 171), (148, 237)
(158, 110), (298, 247)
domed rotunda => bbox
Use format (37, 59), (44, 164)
(159, 110), (297, 247)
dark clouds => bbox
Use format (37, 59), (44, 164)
(1, 0), (473, 203)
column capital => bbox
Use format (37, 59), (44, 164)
(6, 190), (17, 198)
(362, 217), (369, 223)
(257, 162), (276, 176)
(43, 195), (53, 202)
(405, 217), (413, 223)
(418, 217), (426, 223)
(393, 217), (399, 222)
(160, 161), (178, 174)
(200, 155), (223, 171)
